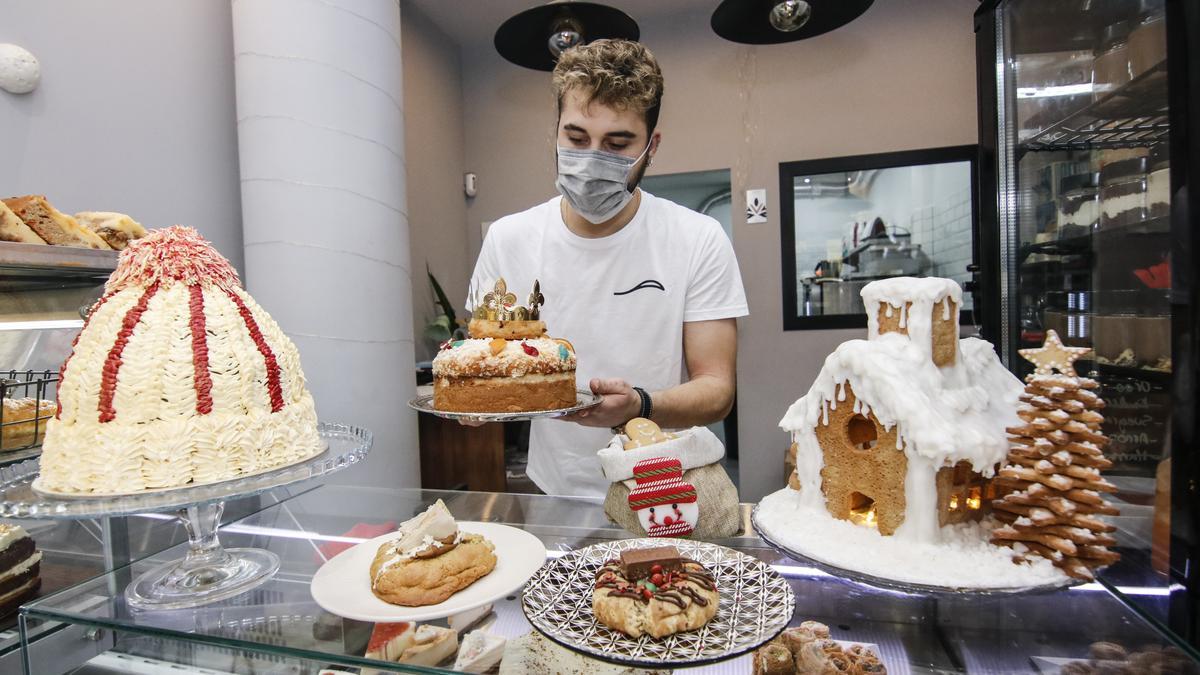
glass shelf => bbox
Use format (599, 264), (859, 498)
(20, 486), (1199, 674)
(0, 489), (304, 665)
(1022, 61), (1170, 152)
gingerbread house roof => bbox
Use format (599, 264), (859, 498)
(780, 333), (1022, 474)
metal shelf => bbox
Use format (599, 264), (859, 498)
(0, 242), (117, 276)
(1023, 60), (1170, 152)
(1019, 216), (1171, 263)
(0, 242), (116, 291)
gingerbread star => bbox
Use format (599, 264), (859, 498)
(1019, 329), (1093, 377)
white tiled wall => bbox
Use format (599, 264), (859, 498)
(909, 186), (974, 309)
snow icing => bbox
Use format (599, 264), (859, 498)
(862, 276), (962, 363)
(757, 488), (1068, 589)
(780, 335), (1022, 471)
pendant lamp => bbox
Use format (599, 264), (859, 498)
(711, 0), (873, 44)
(494, 1), (640, 71)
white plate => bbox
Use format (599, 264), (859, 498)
(310, 522), (547, 622)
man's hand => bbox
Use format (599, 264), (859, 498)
(559, 378), (640, 428)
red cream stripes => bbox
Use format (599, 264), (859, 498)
(98, 282), (161, 423)
(188, 284), (214, 415)
(55, 293), (114, 419)
(224, 289), (285, 413)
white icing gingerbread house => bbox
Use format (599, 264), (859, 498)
(780, 277), (1023, 542)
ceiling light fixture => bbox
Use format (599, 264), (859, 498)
(711, 0), (873, 45)
(495, 1), (640, 72)
(769, 0), (812, 33)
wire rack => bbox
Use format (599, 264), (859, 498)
(1022, 60), (1170, 152)
(0, 369), (58, 461)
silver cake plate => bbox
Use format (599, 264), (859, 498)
(408, 389), (602, 423)
(522, 538), (795, 669)
(751, 504), (1090, 597)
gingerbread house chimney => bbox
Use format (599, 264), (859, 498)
(861, 277), (962, 368)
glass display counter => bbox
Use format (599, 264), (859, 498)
(18, 485), (1198, 674)
(0, 488), (301, 674)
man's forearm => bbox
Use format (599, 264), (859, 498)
(648, 374), (734, 429)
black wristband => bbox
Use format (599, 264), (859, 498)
(632, 386), (652, 420)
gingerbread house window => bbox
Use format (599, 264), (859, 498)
(848, 492), (877, 528)
(940, 458), (988, 511)
(845, 415), (878, 452)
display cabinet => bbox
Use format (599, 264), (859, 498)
(0, 491), (295, 674)
(0, 247), (316, 672)
(16, 485), (1199, 674)
(975, 0), (1199, 642)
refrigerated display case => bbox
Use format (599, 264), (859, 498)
(18, 486), (1200, 674)
(975, 0), (1200, 644)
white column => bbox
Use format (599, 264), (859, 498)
(231, 0), (418, 487)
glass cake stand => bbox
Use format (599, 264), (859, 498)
(0, 422), (372, 610)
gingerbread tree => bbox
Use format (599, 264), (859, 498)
(991, 330), (1121, 580)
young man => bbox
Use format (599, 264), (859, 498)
(467, 39), (748, 497)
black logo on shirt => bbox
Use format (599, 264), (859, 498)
(614, 280), (666, 296)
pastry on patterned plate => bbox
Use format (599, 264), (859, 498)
(369, 500), (496, 606)
(74, 211), (147, 250)
(592, 545), (719, 639)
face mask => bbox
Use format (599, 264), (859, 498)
(555, 141), (652, 224)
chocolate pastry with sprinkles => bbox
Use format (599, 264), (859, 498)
(591, 545), (719, 639)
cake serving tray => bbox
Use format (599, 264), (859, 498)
(408, 389), (602, 422)
(751, 503), (1087, 597)
(522, 538), (795, 668)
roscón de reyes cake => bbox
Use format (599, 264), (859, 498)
(432, 278), (576, 413)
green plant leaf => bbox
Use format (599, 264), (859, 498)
(423, 314), (452, 343)
(427, 265), (457, 328)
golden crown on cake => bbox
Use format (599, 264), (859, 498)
(471, 278), (544, 321)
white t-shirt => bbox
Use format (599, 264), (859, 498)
(466, 192), (749, 497)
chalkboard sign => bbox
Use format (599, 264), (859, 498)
(1090, 364), (1171, 475)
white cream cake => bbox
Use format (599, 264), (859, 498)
(39, 226), (323, 494)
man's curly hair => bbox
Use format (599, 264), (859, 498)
(552, 39), (664, 133)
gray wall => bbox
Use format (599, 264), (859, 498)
(455, 0), (979, 500)
(401, 1), (472, 362)
(0, 0), (243, 268)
